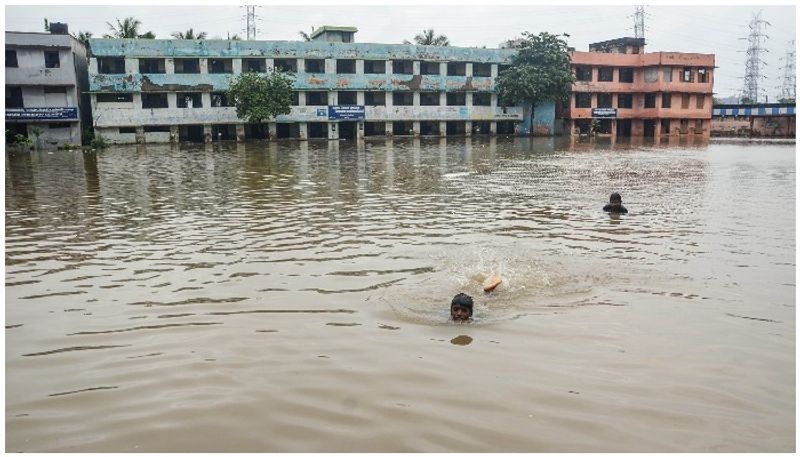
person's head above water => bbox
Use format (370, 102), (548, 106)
(609, 192), (622, 205)
(604, 192), (628, 213)
(450, 293), (473, 322)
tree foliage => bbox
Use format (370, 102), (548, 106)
(495, 32), (575, 107)
(227, 71), (294, 124)
(172, 28), (207, 40)
(104, 17), (155, 39)
(407, 29), (450, 46)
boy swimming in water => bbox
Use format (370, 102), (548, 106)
(450, 293), (473, 322)
(603, 192), (628, 214)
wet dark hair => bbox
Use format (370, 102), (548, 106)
(451, 293), (474, 312)
(610, 192), (622, 203)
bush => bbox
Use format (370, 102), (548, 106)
(90, 134), (109, 149)
(14, 134), (33, 147)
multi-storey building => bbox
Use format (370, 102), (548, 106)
(564, 37), (715, 137)
(87, 27), (556, 144)
(5, 23), (91, 147)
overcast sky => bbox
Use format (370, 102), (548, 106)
(5, 4), (796, 99)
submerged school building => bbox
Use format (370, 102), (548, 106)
(88, 27), (555, 144)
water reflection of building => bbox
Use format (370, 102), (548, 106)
(88, 27), (555, 145)
(563, 37), (715, 139)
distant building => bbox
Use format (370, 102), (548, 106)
(711, 102), (795, 137)
(5, 24), (91, 147)
(563, 37), (715, 137)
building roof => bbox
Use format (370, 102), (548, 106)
(310, 26), (358, 39)
(589, 37), (646, 51)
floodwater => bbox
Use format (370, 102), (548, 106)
(5, 136), (795, 452)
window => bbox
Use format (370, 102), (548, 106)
(661, 119), (670, 134)
(680, 119), (689, 133)
(472, 92), (491, 106)
(663, 67), (673, 82)
(420, 61), (440, 75)
(274, 59), (297, 73)
(472, 63), (491, 77)
(336, 59), (355, 74)
(662, 93), (671, 108)
(119, 127), (136, 134)
(338, 91), (357, 105)
(174, 58), (199, 74)
(575, 92), (591, 108)
(695, 119), (703, 131)
(97, 93), (133, 103)
(177, 92), (202, 108)
(211, 92), (230, 107)
(696, 94), (705, 109)
(48, 122), (70, 129)
(392, 91), (413, 106)
(44, 50), (60, 68)
(447, 62), (466, 76)
(419, 92), (440, 106)
(598, 67), (614, 82)
(44, 86), (67, 94)
(644, 93), (656, 108)
(597, 93), (613, 108)
(209, 58), (232, 74)
(290, 91), (299, 106)
(243, 58), (265, 73)
(6, 49), (18, 67)
(364, 91), (385, 106)
(644, 67), (658, 83)
(306, 91), (328, 105)
(144, 126), (171, 133)
(139, 58), (165, 74)
(6, 86), (24, 108)
(575, 66), (592, 81)
(392, 60), (413, 75)
(142, 93), (169, 109)
(447, 92), (467, 106)
(98, 57), (125, 74)
(364, 60), (385, 74)
(698, 68), (708, 83)
(617, 93), (633, 109)
(304, 59), (324, 73)
(619, 67), (634, 83)
(680, 67), (693, 82)
(681, 93), (690, 109)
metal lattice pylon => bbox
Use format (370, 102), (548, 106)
(634, 6), (645, 39)
(245, 5), (257, 40)
(740, 11), (770, 102)
(778, 40), (796, 101)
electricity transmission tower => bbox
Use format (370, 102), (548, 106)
(740, 11), (770, 103)
(778, 40), (796, 101)
(244, 5), (258, 40)
(633, 6), (646, 39)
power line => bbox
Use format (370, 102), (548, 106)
(740, 10), (770, 102)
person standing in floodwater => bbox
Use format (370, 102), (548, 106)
(603, 192), (628, 214)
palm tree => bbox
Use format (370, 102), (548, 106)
(171, 28), (207, 40)
(74, 31), (92, 47)
(411, 29), (450, 46)
(298, 30), (311, 41)
(104, 17), (155, 39)
(228, 32), (242, 41)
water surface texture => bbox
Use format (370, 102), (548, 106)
(6, 137), (795, 452)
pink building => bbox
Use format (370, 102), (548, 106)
(565, 37), (715, 138)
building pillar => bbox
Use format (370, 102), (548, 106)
(133, 93), (143, 109)
(200, 58), (208, 74)
(490, 63), (499, 78)
(464, 121), (472, 136)
(170, 125), (179, 143)
(328, 91), (338, 106)
(654, 119), (662, 138)
(439, 92), (447, 106)
(355, 60), (364, 74)
(591, 93), (598, 109)
(236, 124), (246, 142)
(165, 58), (175, 74)
(135, 126), (145, 144)
(385, 60), (393, 74)
(611, 119), (618, 137)
(298, 122), (308, 140)
(295, 58), (304, 73)
(268, 122), (277, 140)
(385, 121), (393, 137)
(265, 58), (274, 72)
(385, 90), (393, 109)
(201, 92), (211, 109)
(465, 62), (473, 77)
(413, 92), (420, 106)
(439, 121), (447, 137)
(440, 62), (448, 76)
(569, 119), (576, 136)
(328, 122), (339, 140)
(357, 121), (364, 140)
(88, 58), (98, 74)
(412, 121), (421, 137)
(489, 121), (497, 135)
(167, 93), (177, 109)
(412, 60), (420, 75)
(232, 58), (242, 74)
(203, 125), (212, 143)
(490, 93), (497, 107)
(356, 91), (365, 105)
(298, 91), (306, 106)
(325, 59), (336, 74)
(125, 58), (138, 75)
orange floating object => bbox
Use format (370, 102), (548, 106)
(483, 276), (502, 292)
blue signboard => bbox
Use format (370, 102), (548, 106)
(328, 105), (365, 120)
(6, 107), (78, 120)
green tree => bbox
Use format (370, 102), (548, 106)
(405, 29), (450, 46)
(74, 31), (92, 47)
(227, 71), (294, 125)
(171, 28), (207, 40)
(104, 17), (155, 39)
(495, 31), (575, 110)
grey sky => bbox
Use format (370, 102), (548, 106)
(5, 4), (796, 98)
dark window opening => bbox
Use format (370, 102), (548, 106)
(304, 59), (324, 73)
(336, 59), (355, 74)
(473, 121), (490, 135)
(392, 60), (413, 74)
(119, 127), (137, 134)
(6, 87), (24, 108)
(211, 92), (230, 107)
(290, 91), (300, 106)
(338, 91), (357, 105)
(661, 119), (670, 134)
(48, 122), (70, 129)
(98, 57), (125, 74)
(179, 125), (204, 142)
(6, 49), (18, 68)
(144, 125), (170, 133)
(44, 86), (67, 94)
(645, 93), (657, 108)
(177, 92), (202, 108)
(44, 50), (60, 68)
(276, 123), (300, 139)
(212, 124), (236, 141)
(392, 92), (413, 106)
(472, 62), (491, 77)
(680, 67), (693, 82)
(575, 66), (592, 81)
(617, 93), (633, 109)
(306, 91), (328, 105)
(245, 123), (268, 140)
(243, 58), (266, 73)
(209, 58), (232, 74)
(661, 93), (671, 108)
(364, 60), (386, 74)
(447, 92), (466, 106)
(575, 92), (591, 108)
(419, 92), (440, 106)
(365, 91), (385, 106)
(420, 61), (440, 75)
(619, 67), (634, 83)
(97, 92), (133, 103)
(497, 121), (515, 135)
(694, 119), (703, 132)
(447, 62), (466, 76)
(696, 94), (705, 109)
(420, 121), (440, 136)
(274, 58), (297, 73)
(364, 122), (385, 136)
(472, 92), (491, 106)
(142, 93), (169, 109)
(597, 93), (613, 108)
(681, 93), (690, 109)
(598, 67), (614, 82)
(392, 121), (413, 136)
(308, 122), (328, 138)
(698, 68), (708, 83)
(446, 121), (466, 135)
(680, 118), (689, 133)
(174, 58), (200, 74)
(139, 58), (165, 74)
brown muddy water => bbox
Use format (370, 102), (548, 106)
(5, 136), (795, 452)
